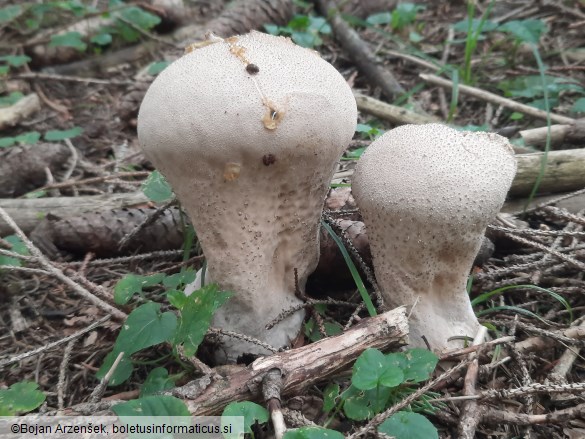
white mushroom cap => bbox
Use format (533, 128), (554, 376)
(138, 31), (357, 362)
(352, 124), (517, 353)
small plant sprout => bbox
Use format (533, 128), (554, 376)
(352, 124), (517, 353)
(138, 31), (357, 362)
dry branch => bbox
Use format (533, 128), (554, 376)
(315, 0), (409, 102)
(170, 306), (408, 415)
(355, 93), (439, 125)
(420, 73), (576, 125)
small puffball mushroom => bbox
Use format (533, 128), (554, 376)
(138, 31), (357, 362)
(352, 124), (516, 353)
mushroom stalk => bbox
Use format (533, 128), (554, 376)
(138, 32), (357, 362)
(352, 124), (517, 353)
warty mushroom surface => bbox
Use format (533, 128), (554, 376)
(137, 31), (357, 362)
(352, 123), (517, 353)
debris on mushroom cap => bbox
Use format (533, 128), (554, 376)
(137, 31), (357, 362)
(352, 123), (517, 353)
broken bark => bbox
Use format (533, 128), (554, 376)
(172, 306), (408, 415)
(0, 142), (70, 197)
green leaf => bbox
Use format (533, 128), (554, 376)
(162, 270), (196, 289)
(44, 127), (83, 141)
(0, 235), (30, 267)
(378, 411), (438, 439)
(322, 383), (340, 413)
(222, 401), (269, 436)
(96, 302), (177, 385)
(0, 137), (15, 148)
(113, 395), (190, 417)
(0, 381), (46, 416)
(401, 349), (438, 383)
(292, 31), (320, 48)
(0, 91), (23, 108)
(142, 170), (174, 202)
(288, 15), (311, 30)
(0, 5), (23, 24)
(90, 32), (112, 46)
(284, 427), (344, 439)
(140, 367), (176, 397)
(498, 19), (547, 44)
(391, 3), (424, 30)
(113, 273), (165, 305)
(343, 385), (391, 420)
(173, 284), (232, 356)
(16, 131), (41, 145)
(96, 352), (134, 385)
(0, 55), (31, 67)
(366, 12), (392, 26)
(264, 24), (280, 35)
(120, 6), (161, 30)
(571, 97), (585, 113)
(147, 60), (170, 75)
(452, 18), (498, 34)
(49, 32), (87, 51)
(352, 348), (404, 390)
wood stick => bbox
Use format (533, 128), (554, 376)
(420, 73), (575, 125)
(354, 93), (439, 125)
(519, 118), (585, 146)
(171, 306), (408, 415)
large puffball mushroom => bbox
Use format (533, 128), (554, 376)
(137, 31), (357, 362)
(352, 124), (517, 353)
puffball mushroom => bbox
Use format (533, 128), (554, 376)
(137, 31), (357, 362)
(352, 124), (516, 353)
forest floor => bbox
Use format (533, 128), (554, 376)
(0, 0), (584, 438)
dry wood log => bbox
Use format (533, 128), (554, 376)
(170, 306), (408, 415)
(30, 206), (186, 258)
(0, 93), (40, 130)
(519, 119), (585, 147)
(510, 149), (585, 197)
(0, 192), (149, 236)
(0, 142), (70, 198)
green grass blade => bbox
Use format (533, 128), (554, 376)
(321, 220), (377, 317)
(472, 284), (573, 321)
(475, 305), (551, 324)
(523, 45), (552, 212)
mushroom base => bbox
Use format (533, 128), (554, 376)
(185, 269), (305, 363)
(406, 293), (480, 353)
